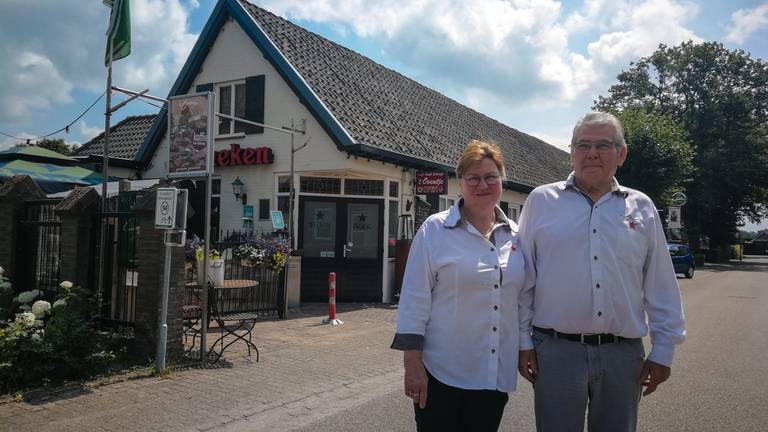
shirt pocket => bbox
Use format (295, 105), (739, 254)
(614, 212), (648, 267)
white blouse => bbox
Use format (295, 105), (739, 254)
(392, 199), (527, 393)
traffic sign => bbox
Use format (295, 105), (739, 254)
(155, 188), (178, 229)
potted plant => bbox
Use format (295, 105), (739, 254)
(195, 247), (224, 286)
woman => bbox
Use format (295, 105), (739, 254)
(391, 139), (527, 431)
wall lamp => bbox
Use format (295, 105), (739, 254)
(232, 176), (247, 205)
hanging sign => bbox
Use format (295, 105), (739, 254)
(415, 171), (447, 194)
(167, 92), (214, 178)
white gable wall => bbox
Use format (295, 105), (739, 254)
(140, 18), (531, 302)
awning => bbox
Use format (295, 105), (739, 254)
(0, 159), (103, 193)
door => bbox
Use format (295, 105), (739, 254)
(299, 197), (383, 302)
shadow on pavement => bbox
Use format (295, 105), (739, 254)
(700, 255), (768, 273)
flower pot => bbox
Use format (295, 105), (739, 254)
(197, 259), (225, 286)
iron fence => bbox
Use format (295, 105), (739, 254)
(16, 199), (62, 299)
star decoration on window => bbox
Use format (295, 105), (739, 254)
(357, 213), (367, 222)
(316, 210), (324, 220)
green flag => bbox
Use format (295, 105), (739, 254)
(104, 0), (131, 66)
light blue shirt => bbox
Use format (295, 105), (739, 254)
(393, 199), (526, 392)
(518, 173), (686, 367)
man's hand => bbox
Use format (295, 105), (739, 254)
(637, 360), (671, 396)
(404, 350), (428, 408)
(518, 349), (538, 384)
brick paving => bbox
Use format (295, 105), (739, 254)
(0, 303), (403, 432)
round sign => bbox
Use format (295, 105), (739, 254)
(671, 192), (687, 207)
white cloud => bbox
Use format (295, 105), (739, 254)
(0, 132), (35, 151)
(0, 0), (198, 127)
(725, 4), (768, 44)
(79, 121), (103, 141)
(528, 129), (572, 152)
(255, 0), (701, 111)
(587, 0), (701, 66)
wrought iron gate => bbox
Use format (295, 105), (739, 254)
(16, 199), (62, 298)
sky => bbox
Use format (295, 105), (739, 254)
(1, 0), (767, 229)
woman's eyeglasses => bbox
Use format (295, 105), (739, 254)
(463, 175), (500, 187)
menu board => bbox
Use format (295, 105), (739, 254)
(414, 197), (432, 233)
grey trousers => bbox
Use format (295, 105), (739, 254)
(532, 329), (645, 432)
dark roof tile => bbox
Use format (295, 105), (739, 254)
(75, 114), (157, 160)
(240, 1), (570, 188)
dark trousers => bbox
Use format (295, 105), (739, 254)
(414, 370), (508, 432)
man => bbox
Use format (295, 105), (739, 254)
(517, 112), (686, 432)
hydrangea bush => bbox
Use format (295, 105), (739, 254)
(232, 235), (291, 272)
(0, 278), (127, 393)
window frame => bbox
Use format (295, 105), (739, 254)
(215, 80), (247, 138)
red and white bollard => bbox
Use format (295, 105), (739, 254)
(322, 272), (344, 325)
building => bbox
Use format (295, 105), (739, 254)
(117, 0), (570, 302)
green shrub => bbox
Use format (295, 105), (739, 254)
(0, 278), (127, 393)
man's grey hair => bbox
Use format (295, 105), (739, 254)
(571, 112), (626, 149)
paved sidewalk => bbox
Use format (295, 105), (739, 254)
(0, 303), (403, 432)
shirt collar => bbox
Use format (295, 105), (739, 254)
(444, 197), (515, 230)
(561, 171), (629, 198)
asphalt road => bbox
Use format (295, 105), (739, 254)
(295, 256), (768, 432)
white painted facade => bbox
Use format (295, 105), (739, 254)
(142, 20), (528, 302)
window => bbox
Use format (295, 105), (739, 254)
(439, 197), (455, 212)
(278, 196), (289, 217)
(278, 175), (291, 193)
(509, 207), (518, 222)
(345, 179), (384, 196)
(300, 177), (341, 194)
(258, 199), (270, 220)
(389, 182), (399, 198)
(217, 82), (247, 135)
(499, 201), (509, 217)
(199, 75), (265, 136)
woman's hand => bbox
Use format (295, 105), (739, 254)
(403, 350), (428, 408)
(518, 349), (538, 384)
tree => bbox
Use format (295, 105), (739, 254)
(595, 41), (768, 249)
(35, 138), (75, 156)
(615, 108), (694, 207)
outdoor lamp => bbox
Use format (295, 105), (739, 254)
(232, 176), (247, 204)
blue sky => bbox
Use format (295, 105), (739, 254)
(1, 0), (767, 229)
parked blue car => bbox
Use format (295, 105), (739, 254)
(668, 243), (695, 278)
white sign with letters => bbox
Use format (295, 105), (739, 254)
(155, 188), (178, 229)
(668, 206), (681, 229)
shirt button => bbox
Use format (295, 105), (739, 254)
(494, 265), (499, 269)
(493, 305), (498, 311)
(593, 256), (598, 261)
(593, 228), (597, 234)
(491, 247), (495, 251)
(597, 311), (602, 317)
(494, 284), (499, 289)
(491, 348), (496, 354)
(493, 327), (497, 332)
(596, 283), (600, 289)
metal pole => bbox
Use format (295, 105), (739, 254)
(98, 47), (113, 317)
(200, 92), (216, 362)
(156, 235), (172, 371)
(289, 120), (296, 250)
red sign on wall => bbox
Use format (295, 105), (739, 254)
(215, 144), (274, 167)
(415, 171), (447, 194)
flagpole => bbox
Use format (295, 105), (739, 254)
(98, 41), (113, 317)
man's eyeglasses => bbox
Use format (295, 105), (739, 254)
(571, 140), (616, 153)
(463, 175), (500, 187)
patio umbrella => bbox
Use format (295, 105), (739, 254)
(0, 159), (103, 193)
